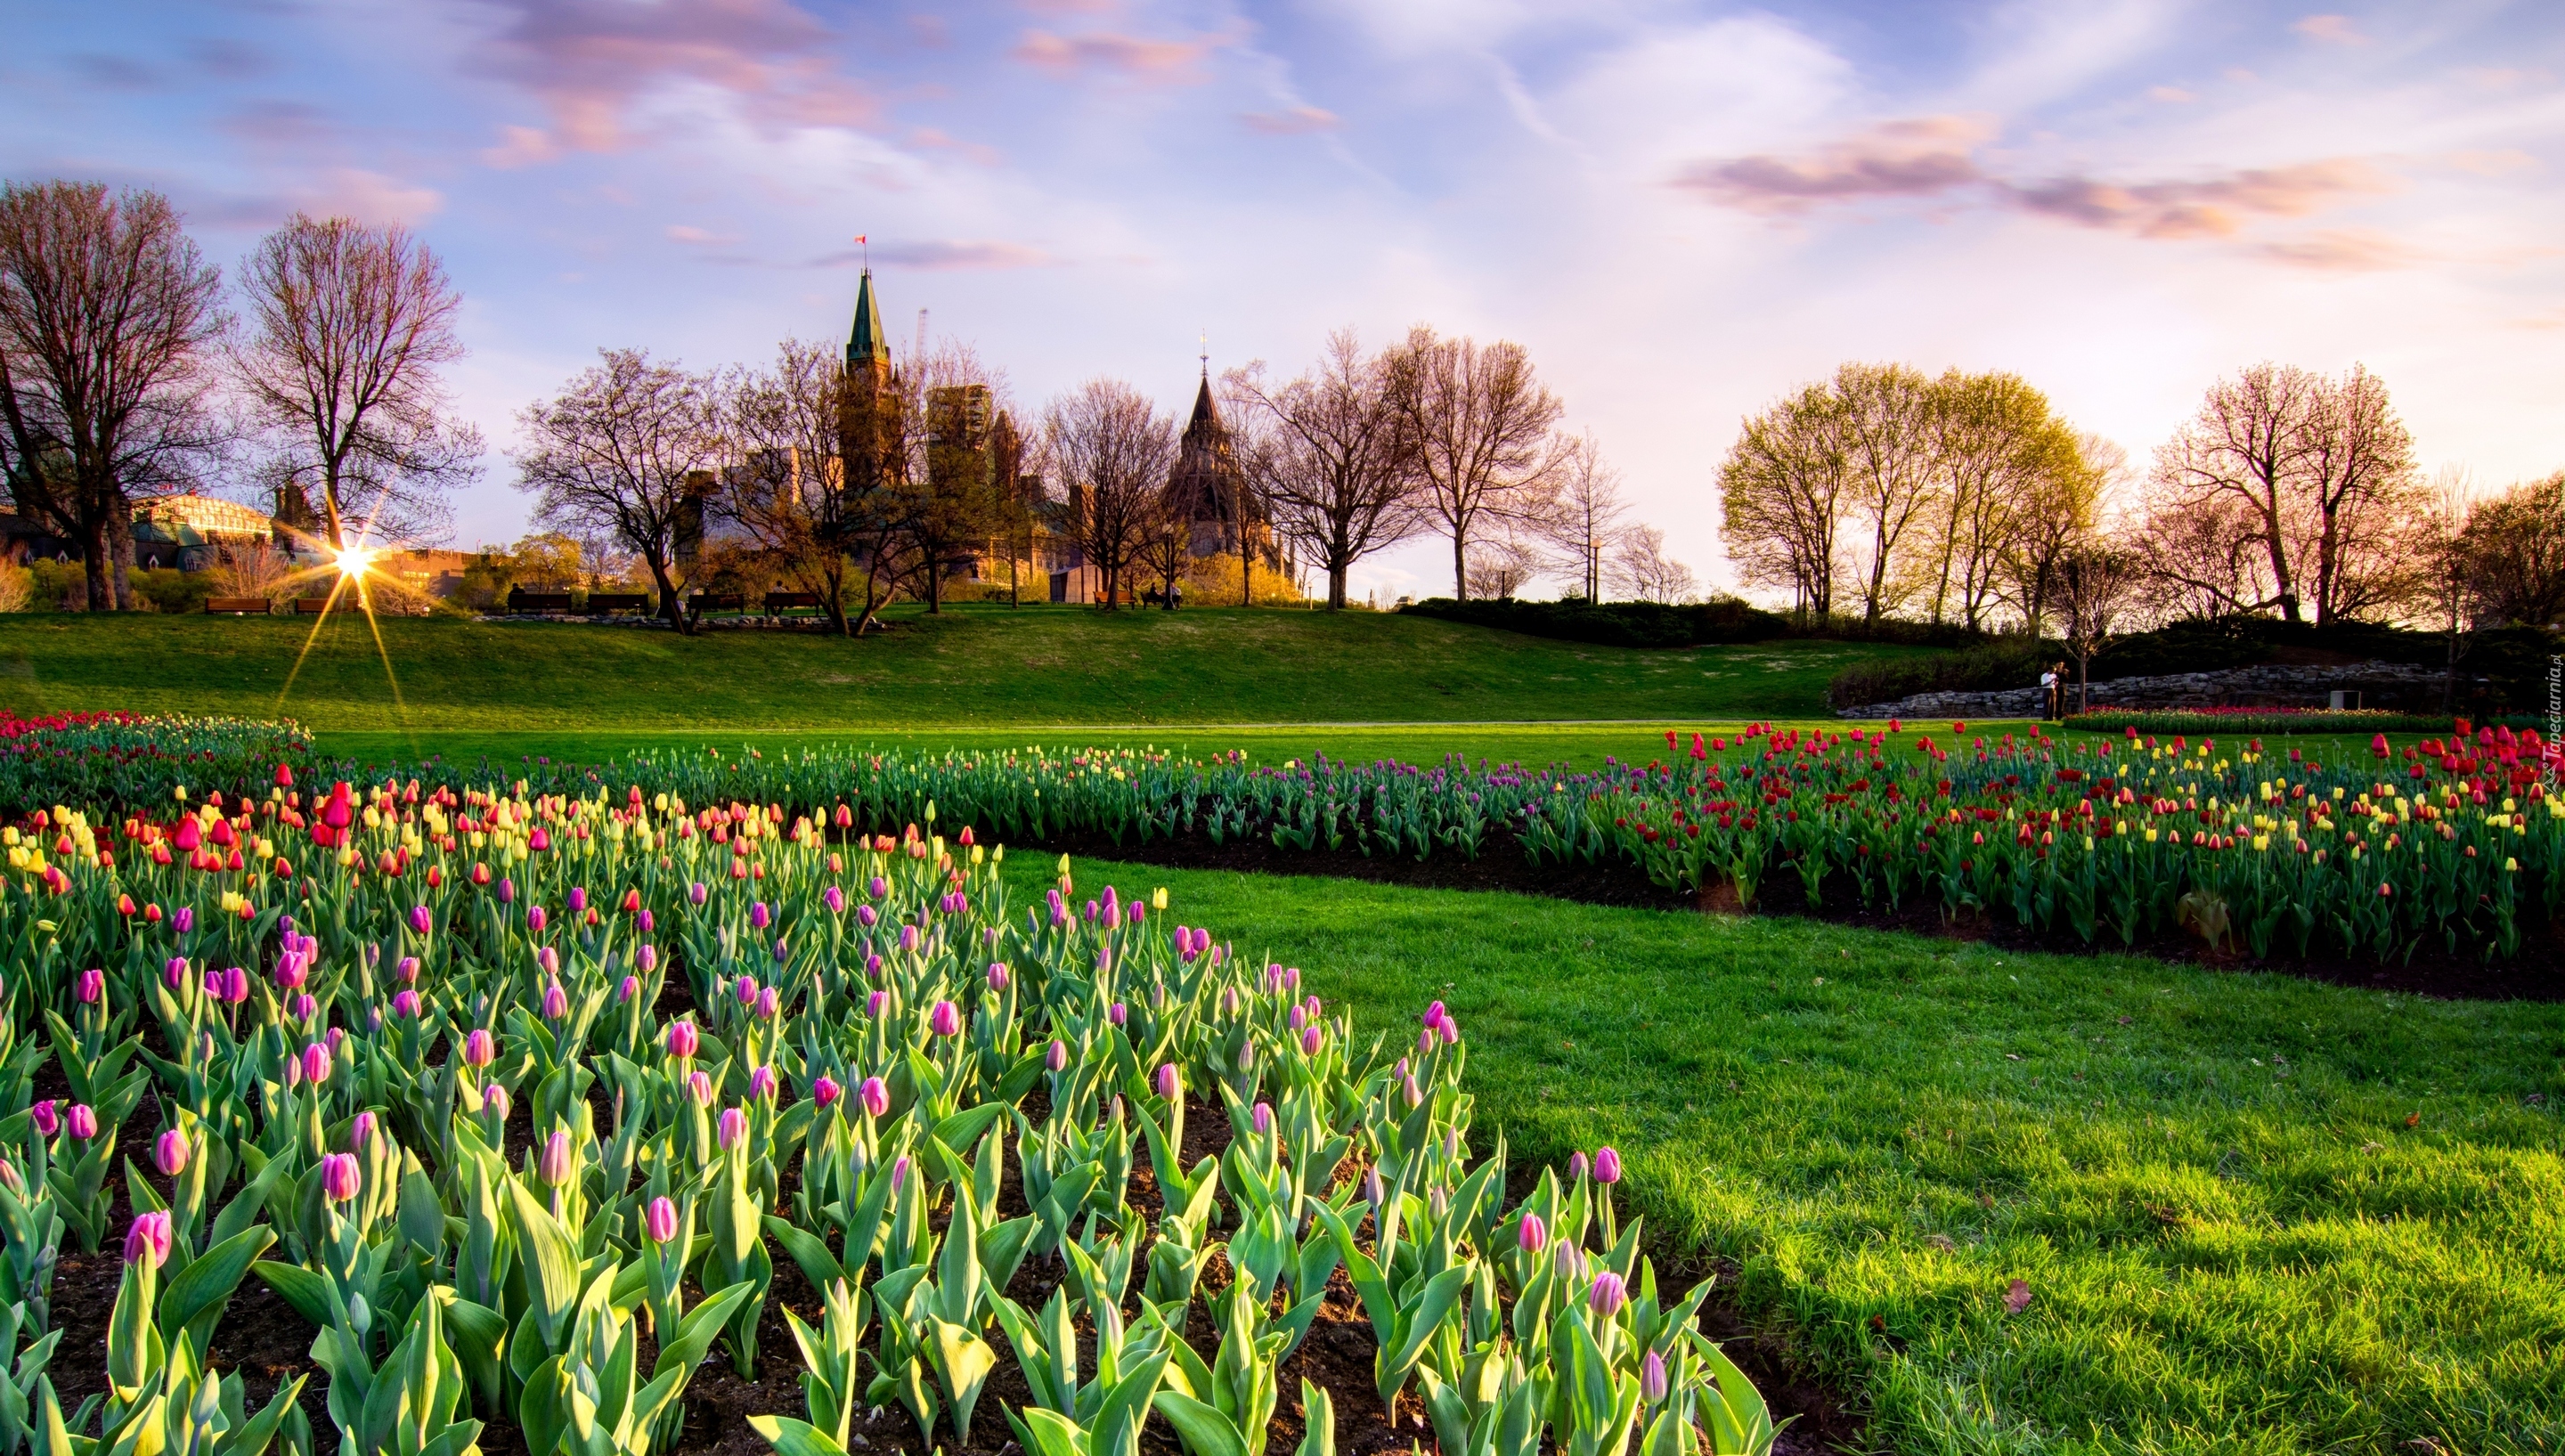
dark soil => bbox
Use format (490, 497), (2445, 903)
(1020, 826), (2565, 1002)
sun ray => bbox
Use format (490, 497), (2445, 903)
(269, 494), (428, 761)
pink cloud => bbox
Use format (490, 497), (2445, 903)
(2292, 14), (2367, 44)
(2257, 228), (2430, 271)
(666, 224), (745, 245)
(2009, 159), (2390, 238)
(1672, 116), (1992, 213)
(817, 240), (1056, 271)
(1012, 28), (1225, 81)
(1241, 106), (1340, 135)
(472, 0), (880, 157)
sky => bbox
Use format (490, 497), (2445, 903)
(4, 0), (2561, 605)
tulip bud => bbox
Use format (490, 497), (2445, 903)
(1568, 1151), (1589, 1181)
(77, 968), (102, 1005)
(484, 1083), (511, 1119)
(1364, 1165), (1384, 1210)
(688, 882), (707, 906)
(619, 975), (639, 1002)
(637, 944), (658, 972)
(1403, 1073), (1422, 1109)
(464, 1028), (496, 1067)
(568, 887), (588, 915)
(986, 962), (1009, 991)
(542, 980), (569, 1020)
(1250, 1102), (1272, 1135)
(891, 1154), (910, 1192)
(1594, 1146), (1623, 1184)
(409, 906), (432, 936)
(1109, 1001), (1128, 1027)
(352, 1110), (378, 1151)
(687, 1070), (715, 1106)
(718, 1107), (746, 1149)
(392, 988), (419, 1019)
(175, 907), (193, 932)
(124, 1210), (173, 1269)
(899, 924), (920, 953)
(398, 955), (420, 981)
(1155, 1062), (1179, 1100)
(646, 1195), (680, 1244)
(1518, 1212), (1547, 1254)
(526, 907), (546, 934)
(930, 1000), (961, 1037)
(538, 1129), (574, 1185)
(1641, 1347), (1668, 1404)
(312, 1151), (362, 1204)
(823, 885), (844, 914)
(749, 1065), (778, 1100)
(857, 905), (877, 928)
(292, 992), (317, 1022)
(735, 974), (759, 1005)
(865, 989), (888, 1018)
(812, 1074), (842, 1108)
(154, 1128), (190, 1176)
(29, 1101), (57, 1137)
(665, 1020), (698, 1058)
(1589, 1271), (1627, 1319)
(758, 987), (779, 1019)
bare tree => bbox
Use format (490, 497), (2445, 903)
(1464, 533), (1543, 600)
(2417, 468), (2487, 713)
(1544, 430), (1628, 602)
(2051, 538), (2146, 712)
(1136, 485), (1193, 608)
(721, 339), (863, 633)
(512, 348), (722, 633)
(1042, 379), (1174, 611)
(232, 215), (478, 552)
(1227, 330), (1421, 610)
(2460, 470), (2565, 627)
(1719, 380), (1846, 618)
(886, 342), (1007, 614)
(2298, 363), (2424, 622)
(1608, 525), (1697, 604)
(1387, 326), (1563, 600)
(0, 182), (225, 610)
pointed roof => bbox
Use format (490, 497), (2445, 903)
(848, 270), (887, 365)
(1185, 371), (1220, 437)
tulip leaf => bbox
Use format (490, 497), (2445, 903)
(1151, 1391), (1248, 1456)
(747, 1413), (854, 1456)
(159, 1224), (273, 1350)
(248, 1259), (336, 1331)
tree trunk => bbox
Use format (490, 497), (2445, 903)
(1452, 530), (1469, 602)
(83, 516), (113, 611)
(112, 520), (135, 610)
(648, 557), (694, 636)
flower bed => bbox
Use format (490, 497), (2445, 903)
(2067, 706), (2452, 736)
(0, 711), (319, 813)
(0, 785), (1787, 1456)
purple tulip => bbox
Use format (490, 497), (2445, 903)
(397, 956), (420, 982)
(275, 956), (306, 991)
(758, 987), (778, 1019)
(28, 1101), (56, 1137)
(639, 908), (655, 933)
(1364, 1165), (1384, 1209)
(567, 887), (588, 915)
(686, 1070), (715, 1106)
(224, 966), (249, 1002)
(646, 1196), (680, 1244)
(637, 945), (658, 972)
(750, 901), (770, 931)
(865, 954), (883, 977)
(857, 905), (877, 928)
(175, 907), (193, 933)
(1439, 1015), (1460, 1045)
(718, 1107), (745, 1149)
(735, 975), (759, 1006)
(1251, 1102), (1272, 1135)
(321, 1152), (361, 1203)
(1641, 1347), (1668, 1404)
(749, 1065), (778, 1100)
(812, 1074), (842, 1108)
(1568, 1151), (1590, 1181)
(392, 988), (419, 1019)
(771, 937), (789, 966)
(497, 879), (515, 905)
(930, 1000), (961, 1037)
(1155, 1063), (1180, 1100)
(866, 989), (888, 1018)
(124, 1210), (173, 1269)
(464, 1029), (495, 1067)
(1594, 1147), (1623, 1185)
(867, 876), (887, 900)
(539, 1130), (574, 1185)
(1589, 1271), (1627, 1319)
(899, 924), (920, 953)
(301, 1042), (332, 1085)
(484, 1083), (511, 1119)
(688, 882), (707, 906)
(409, 906), (432, 936)
(1301, 1025), (1323, 1055)
(890, 1154), (910, 1192)
(526, 907), (547, 934)
(1518, 1212), (1547, 1254)
(859, 1076), (889, 1118)
(618, 975), (639, 1002)
(351, 1110), (378, 1150)
(986, 963), (1009, 991)
(1046, 1040), (1068, 1072)
(666, 1021), (698, 1058)
(542, 980), (569, 1020)
(77, 968), (102, 1005)
(1423, 1000), (1446, 1029)
(1109, 1002), (1128, 1027)
(154, 1129), (190, 1176)
(824, 885), (844, 914)
(291, 993), (317, 1021)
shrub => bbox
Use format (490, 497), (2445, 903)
(1828, 639), (2057, 709)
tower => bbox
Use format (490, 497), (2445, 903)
(1166, 366), (1245, 558)
(838, 270), (899, 495)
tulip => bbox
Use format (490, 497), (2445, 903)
(687, 1070), (715, 1106)
(320, 1152), (361, 1203)
(526, 907), (547, 934)
(750, 1065), (778, 1100)
(1364, 1165), (1384, 1210)
(76, 968), (102, 1004)
(497, 879), (515, 904)
(1423, 1000), (1446, 1029)
(464, 1028), (496, 1067)
(619, 975), (639, 1002)
(397, 956), (420, 982)
(823, 885), (844, 914)
(1403, 1073), (1422, 1109)
(859, 1076), (890, 1118)
(811, 1074), (842, 1108)
(1046, 1039), (1068, 1072)
(639, 908), (655, 933)
(930, 1000), (961, 1037)
(758, 986), (778, 1019)
(1109, 1001), (1128, 1027)
(637, 944), (658, 972)
(223, 967), (248, 1002)
(484, 1083), (511, 1119)
(646, 1196), (680, 1244)
(351, 1111), (378, 1150)
(1518, 1212), (1547, 1254)
(409, 906), (432, 936)
(866, 989), (888, 1018)
(666, 1021), (699, 1058)
(540, 1130), (574, 1185)
(868, 876), (887, 899)
(857, 905), (877, 928)
(567, 887), (588, 915)
(1301, 1025), (1323, 1055)
(899, 925), (920, 953)
(1589, 1271), (1627, 1319)
(890, 1155), (910, 1192)
(986, 962), (1009, 991)
(154, 1128), (190, 1176)
(1155, 1063), (1180, 1100)
(175, 907), (193, 933)
(124, 1210), (173, 1269)
(750, 901), (770, 931)
(1594, 1146), (1623, 1184)
(542, 980), (568, 1020)
(392, 988), (420, 1019)
(28, 1101), (57, 1137)
(688, 882), (708, 906)
(1439, 1015), (1459, 1045)
(1641, 1348), (1668, 1404)
(1250, 1102), (1272, 1135)
(291, 993), (317, 1021)
(1568, 1151), (1589, 1181)
(718, 1107), (745, 1149)
(735, 974), (759, 1005)
(538, 947), (559, 977)
(771, 937), (789, 965)
(301, 1042), (332, 1085)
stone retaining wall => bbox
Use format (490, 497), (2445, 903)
(1837, 660), (2448, 720)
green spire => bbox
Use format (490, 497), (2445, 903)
(848, 270), (886, 365)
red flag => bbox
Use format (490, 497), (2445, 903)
(853, 233), (867, 243)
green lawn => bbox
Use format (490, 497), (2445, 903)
(1001, 856), (2565, 1456)
(0, 606), (1919, 761)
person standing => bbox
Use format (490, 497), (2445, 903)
(2040, 663), (2061, 721)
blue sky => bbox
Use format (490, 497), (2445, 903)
(6, 0), (2561, 602)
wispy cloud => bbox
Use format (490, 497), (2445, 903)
(2292, 13), (2368, 45)
(1241, 105), (1339, 135)
(2008, 159), (2390, 238)
(812, 240), (1056, 271)
(2257, 227), (2430, 270)
(666, 224), (745, 246)
(470, 0), (880, 157)
(1672, 116), (1991, 212)
(1011, 28), (1226, 81)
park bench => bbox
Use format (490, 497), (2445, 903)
(292, 598), (333, 614)
(204, 598), (271, 615)
(764, 591), (821, 614)
(688, 593), (745, 618)
(508, 590), (574, 613)
(587, 592), (651, 614)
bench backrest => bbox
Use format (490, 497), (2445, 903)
(204, 598), (271, 614)
(509, 591), (574, 612)
(586, 593), (651, 611)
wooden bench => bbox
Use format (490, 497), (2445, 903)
(764, 591), (821, 614)
(688, 593), (745, 616)
(586, 592), (651, 614)
(508, 590), (574, 613)
(292, 598), (334, 614)
(204, 598), (271, 615)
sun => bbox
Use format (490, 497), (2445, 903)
(335, 544), (375, 578)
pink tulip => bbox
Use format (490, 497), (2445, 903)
(1046, 1039), (1068, 1072)
(1518, 1212), (1547, 1254)
(124, 1210), (173, 1268)
(687, 1070), (714, 1105)
(646, 1196), (680, 1243)
(1594, 1146), (1623, 1184)
(539, 1131), (574, 1185)
(29, 1101), (58, 1137)
(77, 969), (103, 1004)
(859, 1076), (889, 1118)
(1251, 1102), (1272, 1135)
(567, 887), (587, 915)
(735, 974), (758, 1005)
(392, 988), (419, 1019)
(542, 980), (569, 1020)
(526, 907), (546, 933)
(619, 975), (639, 1002)
(749, 1065), (778, 1100)
(986, 963), (1009, 991)
(758, 987), (778, 1019)
(1109, 1002), (1128, 1027)
(351, 1111), (377, 1151)
(484, 1083), (511, 1119)
(811, 1074), (842, 1108)
(718, 1107), (745, 1149)
(464, 1029), (495, 1067)
(636, 945), (658, 973)
(1155, 1063), (1179, 1100)
(397, 956), (419, 982)
(1589, 1271), (1627, 1319)
(930, 1000), (960, 1037)
(409, 906), (432, 936)
(320, 1152), (360, 1203)
(301, 1043), (333, 1085)
(750, 901), (770, 930)
(666, 1021), (698, 1058)
(866, 989), (888, 1018)
(154, 1129), (190, 1176)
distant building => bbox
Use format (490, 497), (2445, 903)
(378, 548), (470, 599)
(133, 494), (281, 571)
(1164, 370), (1289, 580)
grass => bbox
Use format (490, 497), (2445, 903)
(0, 606), (1919, 759)
(999, 855), (2565, 1456)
